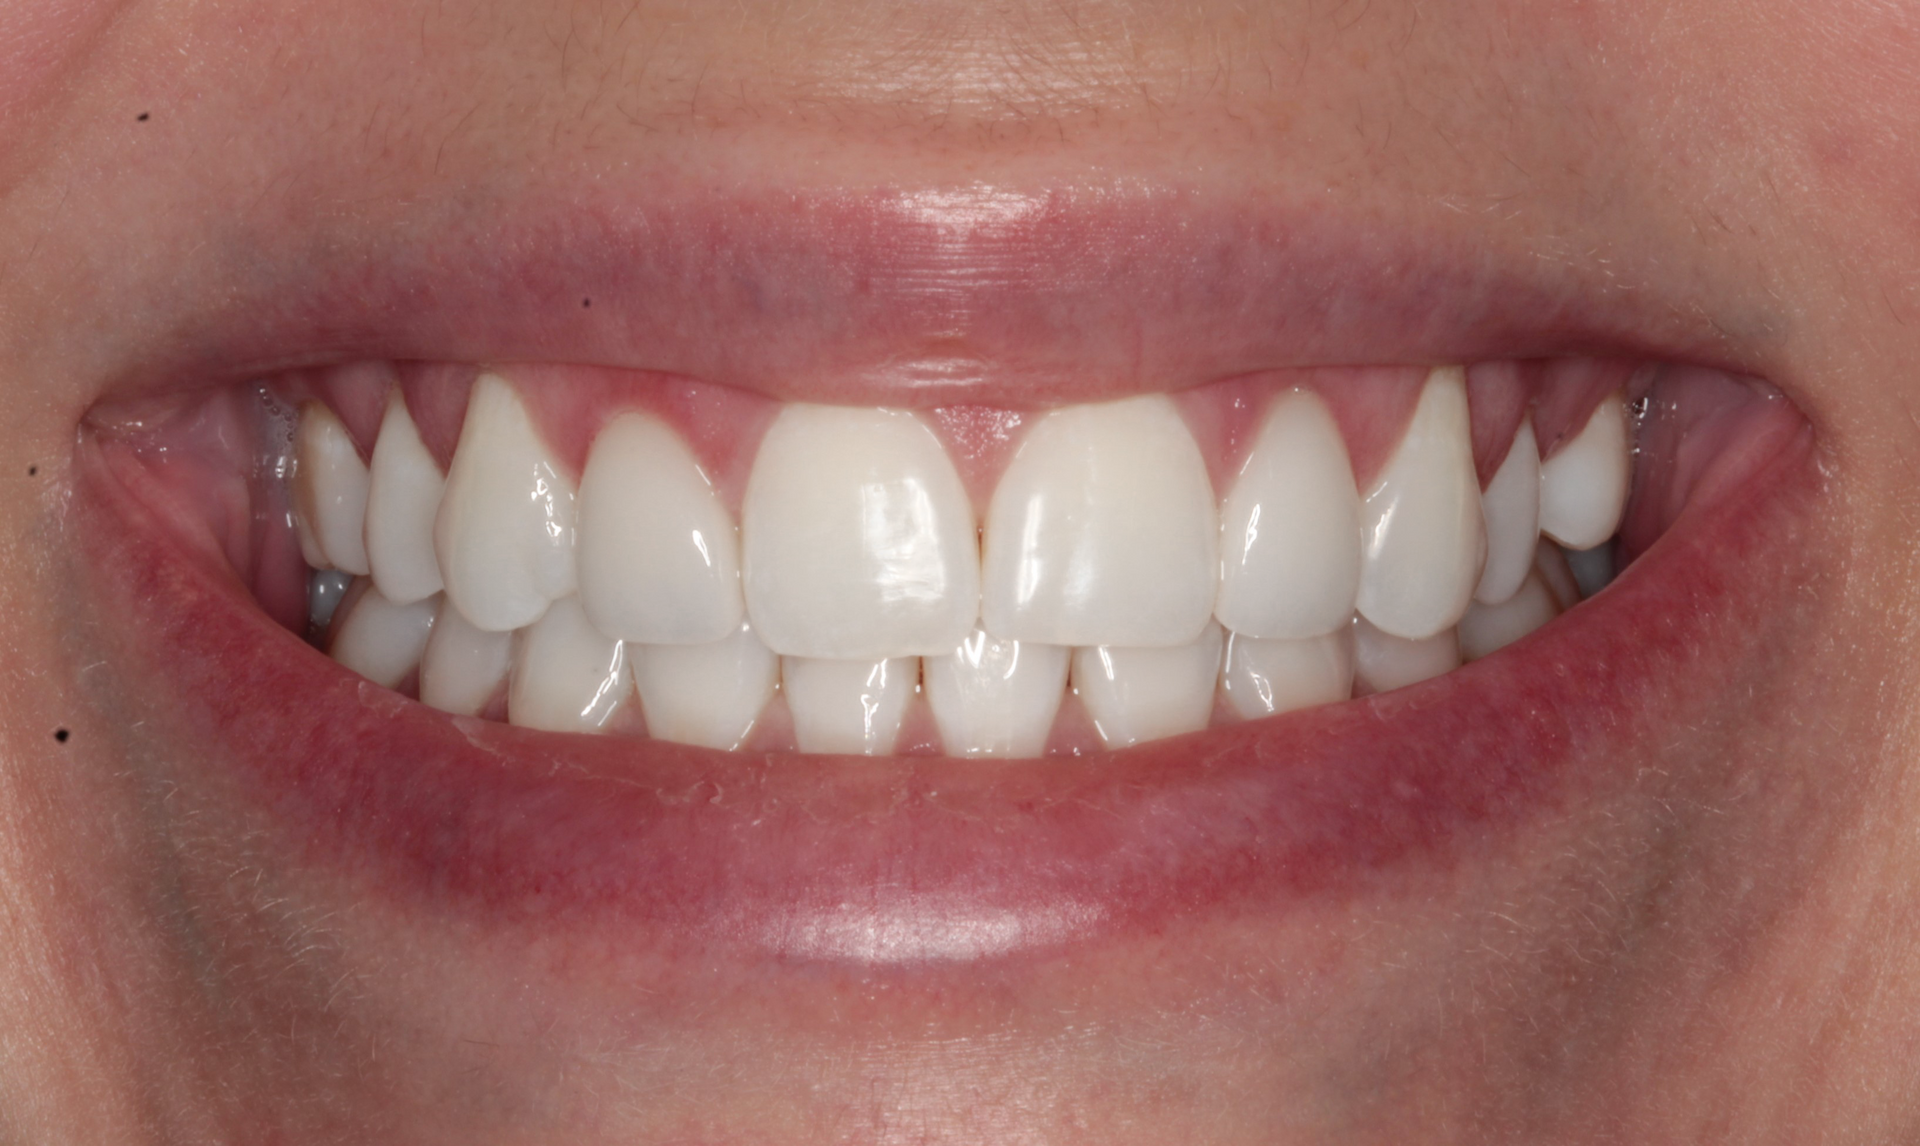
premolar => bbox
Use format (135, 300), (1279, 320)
(364, 391), (447, 604)
(1540, 391), (1630, 549)
(1474, 420), (1540, 606)
(292, 403), (371, 576)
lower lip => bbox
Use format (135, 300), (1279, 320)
(74, 415), (1817, 968)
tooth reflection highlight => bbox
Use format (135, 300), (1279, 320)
(293, 403), (371, 576)
(983, 395), (1218, 648)
(632, 622), (778, 750)
(329, 582), (435, 689)
(1539, 391), (1630, 550)
(924, 628), (1069, 758)
(508, 597), (629, 733)
(1072, 621), (1224, 748)
(434, 374), (576, 632)
(782, 655), (917, 755)
(1219, 628), (1355, 720)
(419, 598), (512, 716)
(364, 391), (446, 604)
(743, 405), (978, 659)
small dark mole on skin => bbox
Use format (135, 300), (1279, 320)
(54, 729), (69, 743)
(27, 466), (36, 476)
(137, 112), (150, 121)
(582, 298), (591, 308)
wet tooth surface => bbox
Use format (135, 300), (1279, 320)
(631, 622), (778, 750)
(419, 598), (512, 716)
(1352, 616), (1461, 694)
(307, 568), (352, 632)
(1357, 367), (1486, 639)
(1219, 628), (1355, 720)
(1474, 420), (1540, 605)
(923, 627), (1069, 758)
(1540, 390), (1630, 549)
(782, 655), (916, 755)
(1458, 572), (1561, 661)
(364, 391), (446, 604)
(1215, 389), (1362, 639)
(983, 395), (1218, 647)
(293, 402), (371, 576)
(743, 406), (978, 659)
(578, 412), (743, 644)
(433, 374), (576, 632)
(507, 596), (629, 733)
(328, 582), (435, 689)
(1072, 621), (1225, 748)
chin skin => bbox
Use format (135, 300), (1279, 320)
(5, 1), (1920, 1143)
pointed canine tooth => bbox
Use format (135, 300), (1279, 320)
(1356, 367), (1486, 640)
(419, 599), (513, 716)
(433, 375), (576, 632)
(329, 582), (436, 689)
(924, 628), (1069, 758)
(1215, 390), (1362, 639)
(742, 405), (978, 659)
(292, 403), (371, 575)
(1473, 420), (1540, 605)
(1458, 573), (1561, 661)
(781, 655), (916, 755)
(577, 412), (743, 645)
(983, 396), (1218, 648)
(1539, 391), (1630, 549)
(632, 622), (778, 750)
(507, 597), (629, 733)
(1071, 621), (1224, 748)
(1352, 616), (1460, 694)
(1219, 628), (1354, 720)
(364, 391), (447, 604)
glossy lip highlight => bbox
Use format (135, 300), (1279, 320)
(71, 381), (1816, 968)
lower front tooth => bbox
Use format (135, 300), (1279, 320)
(419, 599), (513, 716)
(631, 622), (779, 750)
(1458, 573), (1561, 661)
(1219, 628), (1355, 720)
(329, 582), (436, 689)
(507, 597), (630, 734)
(781, 656), (916, 755)
(923, 628), (1069, 758)
(1072, 621), (1225, 749)
(1352, 617), (1460, 694)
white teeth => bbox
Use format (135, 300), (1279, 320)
(1352, 616), (1460, 695)
(308, 568), (352, 631)
(1473, 420), (1540, 606)
(1072, 621), (1225, 748)
(1458, 572), (1561, 661)
(292, 403), (371, 576)
(507, 596), (629, 733)
(631, 622), (778, 750)
(1539, 391), (1630, 550)
(1356, 367), (1486, 640)
(983, 395), (1218, 648)
(364, 391), (446, 604)
(419, 599), (513, 716)
(781, 656), (917, 755)
(1215, 390), (1362, 639)
(328, 582), (436, 689)
(923, 628), (1069, 758)
(742, 405), (978, 659)
(1219, 628), (1355, 720)
(433, 374), (577, 632)
(577, 412), (743, 645)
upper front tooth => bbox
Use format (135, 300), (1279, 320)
(1539, 391), (1630, 550)
(1474, 420), (1541, 606)
(1356, 367), (1486, 640)
(781, 655), (917, 755)
(742, 405), (978, 659)
(433, 374), (577, 632)
(982, 395), (1218, 648)
(1219, 628), (1355, 720)
(507, 596), (630, 733)
(1071, 621), (1225, 749)
(364, 391), (446, 604)
(293, 403), (371, 576)
(1215, 389), (1362, 639)
(631, 621), (779, 750)
(419, 598), (513, 716)
(328, 581), (436, 689)
(923, 627), (1069, 758)
(577, 412), (743, 645)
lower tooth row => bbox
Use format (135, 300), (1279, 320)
(322, 535), (1582, 756)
